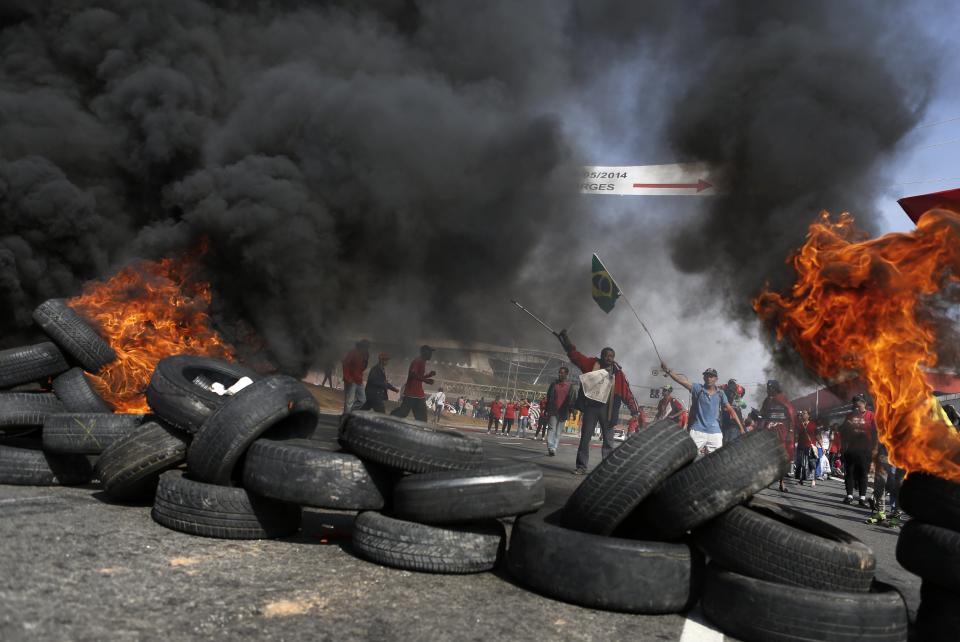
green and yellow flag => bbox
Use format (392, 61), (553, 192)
(591, 253), (620, 313)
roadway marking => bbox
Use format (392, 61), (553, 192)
(678, 606), (725, 642)
(0, 496), (60, 505)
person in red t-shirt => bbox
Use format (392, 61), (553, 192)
(389, 345), (436, 422)
(502, 400), (516, 435)
(841, 394), (876, 506)
(794, 409), (818, 486)
(341, 339), (370, 415)
(517, 399), (531, 438)
(487, 396), (503, 434)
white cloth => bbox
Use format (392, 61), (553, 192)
(691, 429), (723, 453)
(579, 369), (613, 403)
(428, 391), (446, 410)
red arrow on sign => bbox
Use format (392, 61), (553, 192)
(632, 179), (713, 192)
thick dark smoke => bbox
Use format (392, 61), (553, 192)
(0, 1), (936, 378)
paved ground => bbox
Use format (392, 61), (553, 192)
(0, 415), (919, 641)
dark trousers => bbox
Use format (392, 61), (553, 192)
(360, 395), (386, 413)
(487, 414), (498, 432)
(502, 418), (514, 434)
(721, 426), (741, 446)
(844, 448), (870, 498)
(391, 397), (427, 422)
(576, 402), (614, 470)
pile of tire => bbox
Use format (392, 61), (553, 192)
(0, 299), (141, 486)
(896, 473), (960, 641)
(338, 411), (544, 573)
(506, 420), (909, 641)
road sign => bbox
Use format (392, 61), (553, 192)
(581, 162), (716, 196)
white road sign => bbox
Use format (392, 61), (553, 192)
(581, 162), (716, 196)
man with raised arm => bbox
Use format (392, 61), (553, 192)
(660, 362), (744, 455)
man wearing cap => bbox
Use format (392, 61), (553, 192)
(661, 363), (744, 454)
(361, 352), (399, 413)
(341, 339), (370, 415)
(390, 345), (436, 422)
(655, 384), (687, 428)
(557, 330), (640, 474)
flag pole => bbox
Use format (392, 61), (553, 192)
(594, 252), (664, 363)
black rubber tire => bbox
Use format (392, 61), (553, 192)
(94, 421), (190, 501)
(701, 565), (908, 642)
(151, 470), (300, 539)
(693, 497), (876, 592)
(561, 419), (697, 534)
(917, 581), (960, 642)
(0, 443), (93, 485)
(242, 438), (393, 510)
(0, 342), (69, 388)
(899, 473), (960, 532)
(32, 299), (116, 373)
(145, 355), (260, 433)
(506, 509), (702, 613)
(51, 367), (112, 413)
(352, 511), (504, 574)
(0, 392), (64, 427)
(339, 411), (483, 473)
(895, 520), (960, 592)
(392, 463), (544, 524)
(42, 413), (143, 454)
(635, 428), (790, 539)
(187, 375), (319, 485)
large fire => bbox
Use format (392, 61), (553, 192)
(754, 209), (960, 482)
(68, 249), (234, 413)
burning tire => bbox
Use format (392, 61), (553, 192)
(339, 411), (483, 473)
(52, 367), (112, 413)
(32, 299), (116, 373)
(692, 498), (876, 592)
(151, 470), (300, 539)
(145, 355), (260, 433)
(561, 419), (697, 535)
(701, 565), (908, 642)
(632, 429), (790, 539)
(352, 511), (504, 574)
(898, 472), (960, 532)
(242, 438), (393, 510)
(0, 392), (64, 427)
(0, 342), (68, 388)
(895, 520), (960, 592)
(187, 375), (319, 485)
(917, 581), (960, 641)
(392, 463), (544, 524)
(0, 443), (93, 485)
(506, 509), (701, 613)
(95, 421), (190, 501)
(42, 412), (144, 455)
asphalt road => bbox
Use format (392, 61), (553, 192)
(0, 416), (920, 641)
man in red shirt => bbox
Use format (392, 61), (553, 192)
(518, 399), (531, 438)
(841, 394), (876, 506)
(390, 345), (436, 422)
(487, 396), (503, 434)
(341, 339), (370, 415)
(557, 330), (639, 474)
(502, 400), (516, 436)
(794, 409), (818, 486)
(655, 385), (687, 428)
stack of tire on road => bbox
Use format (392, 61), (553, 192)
(338, 411), (545, 573)
(896, 473), (960, 641)
(507, 420), (910, 641)
(0, 299), (143, 486)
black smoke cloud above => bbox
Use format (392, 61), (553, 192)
(0, 1), (935, 374)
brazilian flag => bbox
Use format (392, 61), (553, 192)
(591, 253), (620, 313)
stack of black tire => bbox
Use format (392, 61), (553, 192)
(338, 411), (545, 573)
(0, 299), (143, 486)
(896, 473), (960, 640)
(507, 420), (909, 641)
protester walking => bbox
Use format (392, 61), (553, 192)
(390, 345), (436, 422)
(758, 380), (797, 493)
(840, 394), (875, 506)
(542, 366), (576, 457)
(487, 397), (502, 433)
(794, 409), (818, 486)
(661, 364), (743, 456)
(431, 388), (446, 423)
(502, 399), (516, 436)
(341, 339), (370, 415)
(360, 352), (398, 413)
(518, 399), (530, 438)
(559, 331), (640, 474)
(866, 440), (904, 525)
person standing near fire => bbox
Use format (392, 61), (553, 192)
(841, 394), (876, 507)
(661, 365), (744, 455)
(517, 398), (530, 438)
(720, 378), (746, 445)
(655, 384), (687, 428)
(341, 339), (370, 415)
(487, 396), (502, 433)
(758, 380), (797, 493)
(361, 352), (398, 413)
(558, 330), (640, 474)
(502, 399), (516, 436)
(795, 409), (818, 486)
(390, 345), (436, 422)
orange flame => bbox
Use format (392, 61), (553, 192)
(754, 209), (960, 482)
(68, 249), (234, 413)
